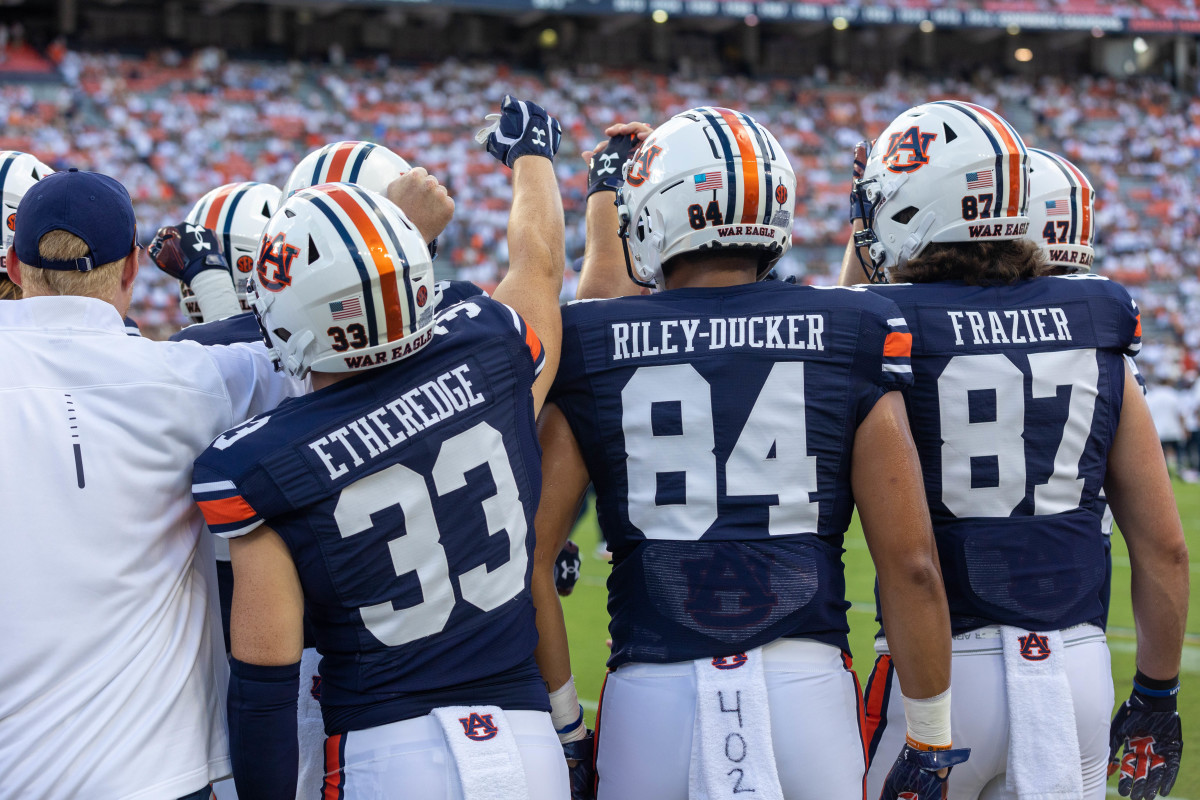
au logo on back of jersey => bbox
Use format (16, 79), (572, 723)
(459, 712), (500, 741)
(883, 127), (937, 174)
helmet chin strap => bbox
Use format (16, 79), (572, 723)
(277, 329), (315, 378)
(617, 200), (657, 290)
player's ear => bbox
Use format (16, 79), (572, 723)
(6, 246), (21, 287)
(121, 247), (140, 292)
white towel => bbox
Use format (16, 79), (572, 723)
(1001, 626), (1083, 800)
(688, 649), (784, 800)
(432, 705), (530, 800)
(297, 647), (325, 800)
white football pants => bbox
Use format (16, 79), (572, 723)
(595, 638), (867, 800)
(863, 625), (1114, 800)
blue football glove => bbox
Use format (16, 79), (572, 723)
(587, 132), (640, 198)
(879, 744), (970, 800)
(562, 730), (596, 800)
(475, 95), (562, 167)
(555, 540), (582, 596)
(1108, 686), (1182, 799)
(148, 222), (229, 285)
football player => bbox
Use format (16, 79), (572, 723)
(0, 150), (53, 300)
(192, 96), (568, 799)
(530, 109), (965, 800)
(850, 101), (1187, 800)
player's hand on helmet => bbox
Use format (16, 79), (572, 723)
(849, 140), (873, 224)
(879, 743), (970, 800)
(475, 95), (562, 167)
(562, 730), (596, 800)
(1108, 680), (1182, 800)
(554, 540), (583, 596)
(584, 127), (645, 199)
(148, 222), (229, 285)
(387, 167), (454, 247)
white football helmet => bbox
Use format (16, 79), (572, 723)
(250, 182), (435, 378)
(0, 150), (54, 275)
(283, 141), (411, 198)
(179, 181), (282, 322)
(1025, 149), (1095, 274)
(853, 100), (1030, 281)
(616, 107), (796, 287)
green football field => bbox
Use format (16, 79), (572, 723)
(560, 479), (1200, 796)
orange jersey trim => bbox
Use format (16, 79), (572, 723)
(196, 495), (257, 526)
(324, 185), (406, 341)
(1135, 313), (1142, 339)
(525, 322), (543, 364)
(718, 109), (760, 225)
(883, 332), (913, 359)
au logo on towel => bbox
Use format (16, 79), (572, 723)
(712, 653), (748, 670)
(1017, 633), (1051, 661)
(460, 712), (500, 741)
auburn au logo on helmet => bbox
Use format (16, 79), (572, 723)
(883, 127), (938, 173)
(257, 232), (299, 292)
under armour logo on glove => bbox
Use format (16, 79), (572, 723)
(555, 540), (583, 597)
(587, 132), (640, 198)
(148, 222), (229, 285)
(184, 223), (212, 252)
(475, 95), (563, 168)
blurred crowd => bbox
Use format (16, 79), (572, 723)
(3, 46), (1200, 386)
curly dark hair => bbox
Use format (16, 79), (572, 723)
(888, 239), (1051, 285)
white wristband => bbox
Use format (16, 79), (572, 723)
(548, 676), (586, 743)
(901, 687), (952, 749)
(190, 268), (243, 323)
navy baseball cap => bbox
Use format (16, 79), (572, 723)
(13, 168), (136, 272)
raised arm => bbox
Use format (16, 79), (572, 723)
(576, 124), (651, 300)
(477, 96), (566, 415)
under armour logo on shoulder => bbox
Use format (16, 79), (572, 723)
(1017, 632), (1051, 661)
(531, 127), (546, 147)
(459, 712), (499, 741)
(596, 152), (619, 176)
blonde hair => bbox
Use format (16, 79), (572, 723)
(0, 275), (21, 300)
(17, 229), (127, 299)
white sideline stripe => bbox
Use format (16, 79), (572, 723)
(580, 699), (599, 712)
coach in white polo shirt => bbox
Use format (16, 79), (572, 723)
(0, 169), (297, 799)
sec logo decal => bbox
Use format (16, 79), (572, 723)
(6, 213), (14, 231)
(775, 185), (788, 205)
(236, 255), (254, 273)
(416, 285), (428, 307)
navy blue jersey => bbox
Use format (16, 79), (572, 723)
(867, 274), (1140, 635)
(549, 282), (912, 667)
(193, 297), (548, 734)
(170, 312), (262, 346)
(435, 279), (487, 308)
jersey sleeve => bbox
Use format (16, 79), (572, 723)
(202, 341), (304, 425)
(494, 301), (546, 378)
(192, 461), (264, 539)
(879, 313), (914, 389)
